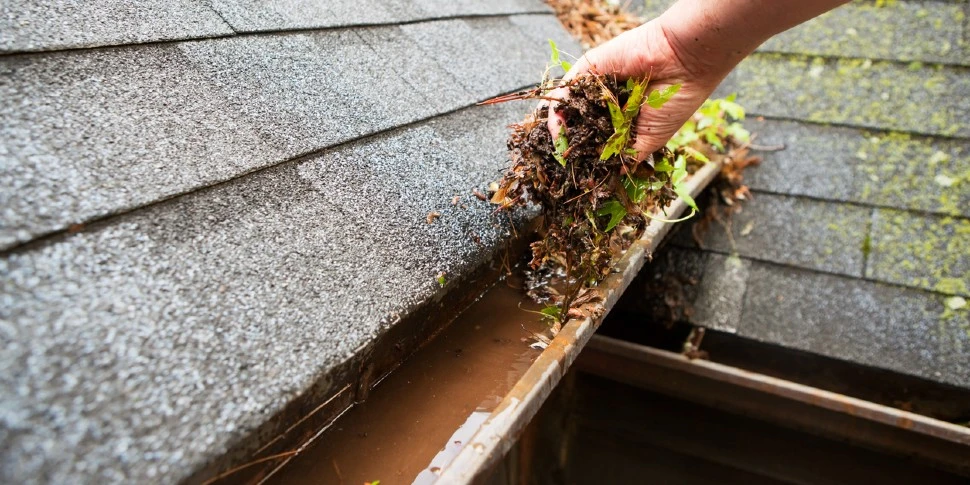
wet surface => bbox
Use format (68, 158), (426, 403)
(268, 278), (548, 485)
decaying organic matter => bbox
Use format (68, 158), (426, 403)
(481, 44), (756, 326)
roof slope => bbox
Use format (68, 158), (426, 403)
(0, 1), (580, 482)
(632, 0), (970, 387)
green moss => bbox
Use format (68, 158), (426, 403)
(850, 132), (969, 217)
(861, 233), (872, 259)
(753, 1), (964, 63)
(731, 53), (970, 138)
(869, 211), (970, 297)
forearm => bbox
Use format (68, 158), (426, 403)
(658, 0), (849, 79)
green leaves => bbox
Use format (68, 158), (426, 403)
(548, 40), (572, 73)
(623, 176), (664, 203)
(667, 94), (749, 153)
(601, 78), (648, 161)
(624, 78), (649, 119)
(596, 200), (628, 231)
(540, 305), (562, 322)
(601, 80), (681, 161)
(682, 146), (710, 163)
(647, 84), (681, 109)
(671, 155), (698, 212)
(553, 128), (569, 166)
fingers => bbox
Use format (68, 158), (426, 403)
(630, 82), (709, 162)
(545, 25), (653, 140)
(544, 86), (568, 140)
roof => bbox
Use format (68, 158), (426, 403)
(632, 0), (970, 387)
(0, 1), (581, 482)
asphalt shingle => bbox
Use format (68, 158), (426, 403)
(208, 0), (550, 32)
(0, 0), (234, 53)
(739, 261), (969, 388)
(0, 101), (534, 484)
(639, 0), (969, 65)
(745, 119), (970, 218)
(0, 16), (573, 251)
(674, 193), (871, 278)
(400, 16), (564, 99)
(717, 53), (970, 138)
(867, 209), (970, 297)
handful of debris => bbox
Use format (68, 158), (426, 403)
(482, 44), (754, 325)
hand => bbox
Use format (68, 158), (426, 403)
(547, 0), (849, 161)
(546, 18), (725, 161)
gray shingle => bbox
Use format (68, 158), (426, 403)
(621, 247), (747, 333)
(0, 0), (234, 53)
(0, 101), (532, 484)
(716, 53), (970, 138)
(209, 0), (550, 32)
(674, 193), (870, 278)
(867, 209), (970, 297)
(0, 44), (285, 251)
(1, 17), (572, 251)
(745, 119), (970, 218)
(691, 252), (749, 333)
(400, 16), (568, 99)
(761, 1), (968, 66)
(639, 0), (968, 65)
(739, 261), (970, 388)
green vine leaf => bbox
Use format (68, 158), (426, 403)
(647, 84), (681, 109)
(595, 200), (628, 231)
(554, 128), (569, 166)
(548, 39), (572, 73)
(682, 146), (710, 163)
(607, 100), (625, 132)
(540, 305), (562, 322)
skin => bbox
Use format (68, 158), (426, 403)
(548, 0), (850, 160)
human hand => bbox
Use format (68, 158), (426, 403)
(547, 0), (849, 161)
(546, 18), (725, 162)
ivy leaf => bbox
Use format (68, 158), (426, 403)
(623, 177), (666, 203)
(655, 158), (674, 173)
(721, 99), (745, 120)
(671, 155), (688, 185)
(623, 176), (647, 203)
(607, 100), (625, 132)
(623, 78), (649, 120)
(540, 305), (561, 322)
(674, 184), (699, 212)
(547, 39), (571, 73)
(600, 128), (628, 161)
(595, 200), (628, 231)
(682, 146), (710, 163)
(647, 84), (681, 109)
(726, 122), (751, 142)
(553, 129), (569, 166)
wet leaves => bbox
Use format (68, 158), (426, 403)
(482, 42), (753, 326)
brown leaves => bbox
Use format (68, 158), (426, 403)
(544, 0), (644, 49)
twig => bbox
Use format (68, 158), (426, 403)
(200, 451), (299, 485)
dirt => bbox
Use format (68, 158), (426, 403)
(484, 69), (709, 325)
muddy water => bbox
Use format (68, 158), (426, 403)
(268, 278), (549, 485)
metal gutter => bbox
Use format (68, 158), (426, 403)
(437, 161), (724, 483)
(575, 334), (970, 477)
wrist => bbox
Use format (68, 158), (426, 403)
(654, 7), (758, 84)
